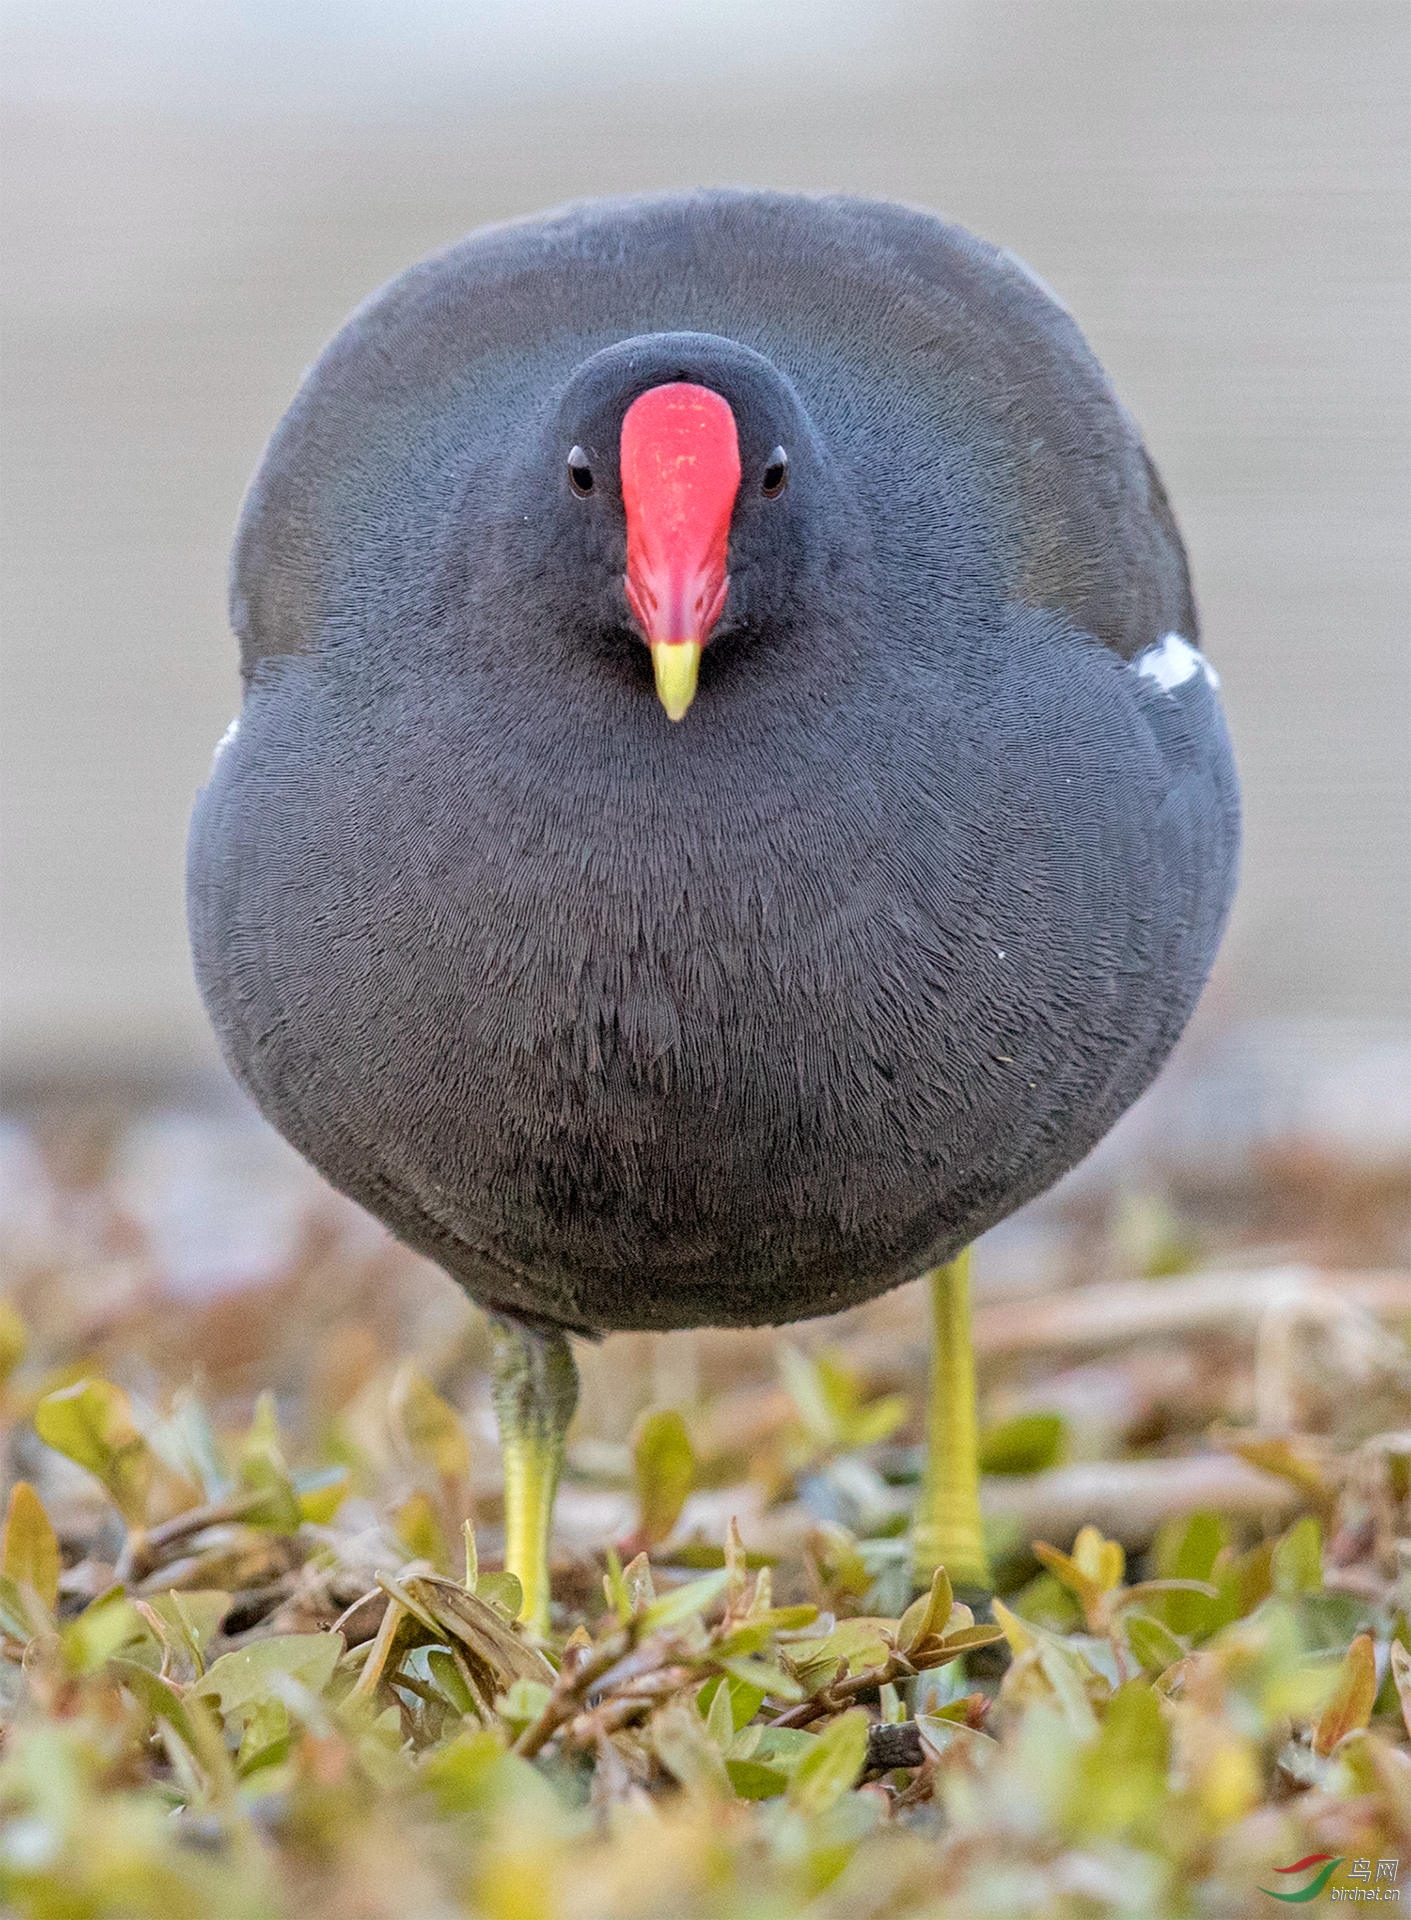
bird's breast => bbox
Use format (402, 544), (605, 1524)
(189, 634), (1233, 1331)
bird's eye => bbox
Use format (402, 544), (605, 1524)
(761, 448), (789, 498)
(567, 447), (594, 496)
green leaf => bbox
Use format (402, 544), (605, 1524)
(711, 1619), (771, 1659)
(915, 1713), (996, 1760)
(145, 1590), (229, 1678)
(631, 1408), (695, 1546)
(786, 1708), (870, 1816)
(61, 1589), (146, 1673)
(897, 1564), (953, 1652)
(395, 1490), (447, 1569)
(695, 1673), (724, 1716)
(1312, 1632), (1378, 1756)
(713, 1605), (819, 1662)
(1039, 1640), (1102, 1735)
(1075, 1680), (1170, 1836)
(1033, 1526), (1124, 1631)
(110, 1657), (202, 1753)
(390, 1364), (471, 1483)
(784, 1617), (893, 1693)
(236, 1394), (302, 1532)
(1111, 1190), (1201, 1278)
(991, 1596), (1037, 1657)
(725, 1758), (788, 1800)
(807, 1522), (871, 1607)
(603, 1547), (632, 1623)
(780, 1344), (837, 1446)
(715, 1656), (802, 1704)
(1, 1482), (59, 1613)
(1124, 1611), (1186, 1676)
(195, 1632), (342, 1713)
(475, 1572), (523, 1620)
(0, 1569), (51, 1640)
(1272, 1515), (1324, 1599)
(1155, 1508), (1225, 1583)
(780, 1346), (906, 1454)
(652, 1697), (731, 1797)
(850, 1397), (910, 1448)
(1216, 1538), (1276, 1630)
(757, 1604), (819, 1633)
(624, 1550), (655, 1612)
(667, 1537), (777, 1572)
(1072, 1524), (1125, 1592)
(704, 1666), (736, 1750)
(239, 1459), (303, 1531)
(421, 1728), (509, 1814)
(425, 1645), (478, 1717)
(243, 1388), (283, 1462)
(1005, 1569), (1081, 1633)
(151, 1388), (228, 1501)
(1111, 1577), (1218, 1621)
(816, 1352), (907, 1448)
(1391, 1638), (1411, 1740)
(641, 1567), (730, 1633)
(236, 1696), (294, 1774)
(978, 1411), (1067, 1476)
(0, 1296), (27, 1386)
(724, 1515), (748, 1604)
(792, 1616), (893, 1670)
(396, 1573), (554, 1704)
(930, 1623), (1005, 1662)
(752, 1726), (819, 1769)
(34, 1378), (154, 1523)
(1230, 1435), (1334, 1518)
(294, 1465), (349, 1525)
(722, 1671), (768, 1731)
(1150, 1510), (1227, 1637)
(497, 1677), (552, 1729)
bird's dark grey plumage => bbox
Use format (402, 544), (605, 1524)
(188, 189), (1239, 1334)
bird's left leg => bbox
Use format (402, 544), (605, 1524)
(489, 1316), (579, 1637)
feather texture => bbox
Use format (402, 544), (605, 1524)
(189, 189), (1239, 1333)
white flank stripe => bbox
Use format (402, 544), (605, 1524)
(1135, 632), (1220, 693)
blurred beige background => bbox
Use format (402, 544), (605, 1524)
(3, 0), (1408, 1091)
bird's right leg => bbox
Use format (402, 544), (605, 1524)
(911, 1249), (992, 1594)
(489, 1316), (579, 1637)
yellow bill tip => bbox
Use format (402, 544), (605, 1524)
(650, 639), (702, 722)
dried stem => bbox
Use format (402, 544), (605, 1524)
(769, 1651), (919, 1731)
(512, 1625), (639, 1760)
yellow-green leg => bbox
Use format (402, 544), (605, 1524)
(490, 1317), (579, 1636)
(912, 1249), (991, 1592)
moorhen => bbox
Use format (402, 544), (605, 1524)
(188, 190), (1239, 1628)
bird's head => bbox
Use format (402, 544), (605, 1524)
(531, 333), (831, 723)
